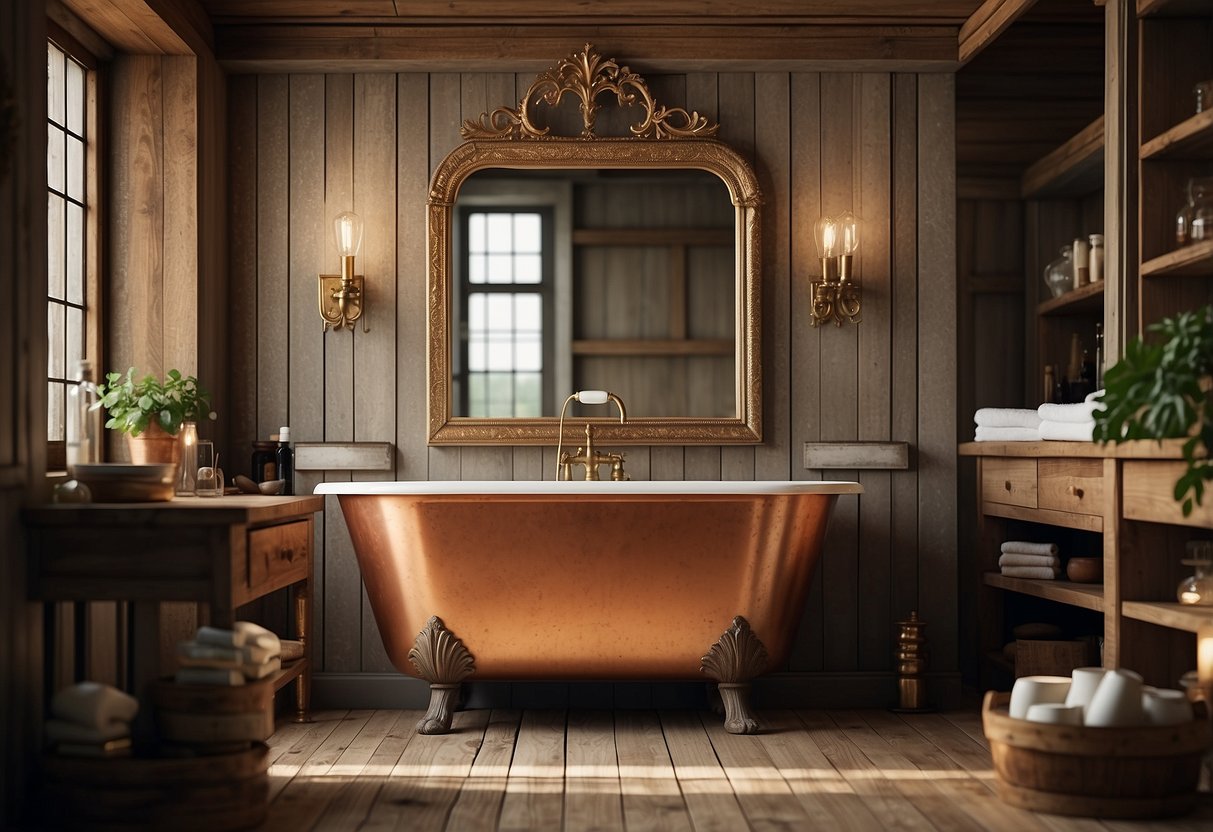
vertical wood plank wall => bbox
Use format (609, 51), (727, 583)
(227, 70), (958, 695)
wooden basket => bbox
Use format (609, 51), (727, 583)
(42, 742), (268, 830)
(982, 690), (1212, 818)
(150, 678), (274, 746)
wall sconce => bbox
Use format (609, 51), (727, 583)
(319, 211), (368, 332)
(810, 211), (861, 327)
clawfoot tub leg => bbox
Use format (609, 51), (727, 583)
(700, 616), (770, 735)
(408, 616), (475, 735)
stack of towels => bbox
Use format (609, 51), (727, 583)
(974, 408), (1041, 442)
(1000, 541), (1061, 580)
(1038, 391), (1106, 441)
(45, 682), (138, 757)
(176, 621), (282, 686)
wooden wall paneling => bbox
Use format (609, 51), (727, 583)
(916, 73), (959, 673)
(288, 73), (326, 669)
(754, 72), (793, 484)
(891, 74), (921, 627)
(353, 73), (399, 672)
(228, 73), (259, 534)
(856, 73), (894, 672)
(255, 74), (289, 439)
(161, 56), (198, 378)
(322, 73), (358, 672)
(0, 0), (16, 466)
(427, 73), (463, 481)
(789, 71), (824, 672)
(197, 54), (228, 458)
(110, 56), (165, 386)
(397, 72), (432, 483)
(818, 73), (860, 673)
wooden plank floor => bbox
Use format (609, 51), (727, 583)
(259, 709), (1213, 831)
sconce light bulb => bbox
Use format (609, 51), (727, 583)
(334, 211), (364, 258)
(814, 215), (838, 259)
(837, 210), (859, 255)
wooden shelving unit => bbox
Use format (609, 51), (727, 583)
(1036, 280), (1105, 316)
(1140, 109), (1213, 160)
(1138, 0), (1213, 17)
(1140, 238), (1213, 278)
(983, 572), (1106, 613)
(1020, 116), (1105, 199)
(1123, 601), (1213, 633)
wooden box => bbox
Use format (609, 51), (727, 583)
(150, 678), (275, 747)
(1014, 637), (1098, 678)
(982, 691), (1211, 818)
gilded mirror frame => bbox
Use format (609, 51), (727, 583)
(426, 45), (761, 446)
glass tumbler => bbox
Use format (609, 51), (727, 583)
(195, 441), (223, 497)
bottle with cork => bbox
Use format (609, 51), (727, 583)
(276, 426), (295, 496)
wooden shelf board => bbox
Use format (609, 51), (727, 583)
(1036, 280), (1105, 316)
(983, 572), (1106, 613)
(959, 438), (1190, 459)
(1020, 115), (1105, 199)
(270, 658), (307, 693)
(980, 500), (1103, 532)
(1141, 109), (1213, 159)
(571, 338), (733, 357)
(1138, 0), (1213, 17)
(1122, 601), (1213, 633)
(1140, 238), (1213, 278)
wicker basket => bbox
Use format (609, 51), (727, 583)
(150, 678), (274, 747)
(982, 690), (1211, 818)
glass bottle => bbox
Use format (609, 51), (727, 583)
(1088, 233), (1104, 283)
(1177, 176), (1213, 246)
(176, 421), (198, 495)
(66, 359), (100, 476)
(276, 426), (295, 496)
(1042, 246), (1074, 299)
(1177, 541), (1213, 605)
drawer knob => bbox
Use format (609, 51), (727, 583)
(279, 547), (295, 562)
(1004, 480), (1012, 491)
(1068, 485), (1084, 499)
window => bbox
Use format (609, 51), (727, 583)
(46, 35), (98, 462)
(457, 208), (555, 417)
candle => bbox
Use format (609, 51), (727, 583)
(1198, 627), (1213, 684)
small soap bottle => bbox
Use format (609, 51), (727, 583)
(276, 426), (295, 496)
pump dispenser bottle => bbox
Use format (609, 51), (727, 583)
(276, 426), (295, 496)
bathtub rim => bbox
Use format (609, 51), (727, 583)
(314, 480), (863, 495)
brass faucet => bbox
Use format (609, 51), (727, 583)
(555, 390), (629, 481)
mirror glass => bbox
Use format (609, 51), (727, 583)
(450, 167), (736, 420)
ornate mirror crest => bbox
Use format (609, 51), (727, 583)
(427, 45), (762, 447)
(462, 44), (718, 141)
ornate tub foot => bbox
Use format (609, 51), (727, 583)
(700, 616), (769, 735)
(408, 616), (475, 735)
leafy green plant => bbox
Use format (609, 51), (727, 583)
(94, 368), (212, 437)
(1093, 306), (1213, 516)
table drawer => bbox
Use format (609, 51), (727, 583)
(247, 520), (309, 594)
(1038, 458), (1104, 516)
(981, 458), (1038, 508)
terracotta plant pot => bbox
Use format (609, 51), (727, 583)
(126, 422), (181, 467)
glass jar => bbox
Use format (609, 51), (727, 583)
(1177, 541), (1213, 605)
(1088, 233), (1104, 282)
(1177, 176), (1213, 247)
(251, 440), (277, 483)
(175, 421), (198, 495)
(1043, 246), (1074, 299)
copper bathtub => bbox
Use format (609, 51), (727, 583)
(315, 480), (861, 733)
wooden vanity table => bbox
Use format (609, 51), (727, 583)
(23, 494), (322, 720)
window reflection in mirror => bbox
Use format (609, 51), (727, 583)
(450, 168), (736, 419)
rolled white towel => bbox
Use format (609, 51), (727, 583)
(999, 553), (1062, 569)
(1000, 565), (1061, 580)
(196, 626), (246, 649)
(1000, 541), (1059, 556)
(974, 408), (1042, 429)
(234, 621), (281, 652)
(243, 656), (282, 681)
(51, 682), (138, 731)
(175, 667), (246, 686)
(1038, 399), (1106, 424)
(1039, 420), (1095, 442)
(45, 718), (130, 744)
(242, 643), (279, 665)
(974, 426), (1042, 442)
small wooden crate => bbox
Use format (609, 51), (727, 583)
(42, 742), (269, 830)
(150, 678), (274, 746)
(982, 691), (1211, 818)
(1014, 638), (1098, 678)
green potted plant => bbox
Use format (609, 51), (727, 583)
(95, 368), (212, 464)
(1093, 305), (1213, 516)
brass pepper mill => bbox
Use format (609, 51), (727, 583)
(894, 611), (932, 712)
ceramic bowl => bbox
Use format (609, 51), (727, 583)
(1066, 557), (1103, 583)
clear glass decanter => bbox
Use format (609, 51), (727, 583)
(1176, 176), (1213, 246)
(1042, 246), (1074, 298)
(1177, 541), (1213, 605)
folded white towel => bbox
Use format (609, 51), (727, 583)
(174, 667), (246, 686)
(1040, 420), (1095, 441)
(51, 682), (138, 730)
(974, 408), (1042, 429)
(178, 641), (242, 663)
(1038, 400), (1106, 424)
(975, 426), (1041, 442)
(241, 643), (279, 665)
(243, 657), (282, 681)
(45, 718), (130, 744)
(999, 553), (1062, 569)
(1000, 566), (1061, 580)
(1001, 541), (1059, 556)
(196, 626), (246, 649)
(235, 621), (280, 652)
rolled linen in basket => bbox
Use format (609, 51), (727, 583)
(974, 408), (1042, 429)
(1000, 541), (1059, 556)
(998, 553), (1062, 569)
(1000, 565), (1060, 580)
(974, 426), (1042, 442)
(51, 682), (138, 730)
(234, 621), (280, 652)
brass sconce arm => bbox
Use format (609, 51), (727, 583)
(320, 212), (369, 332)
